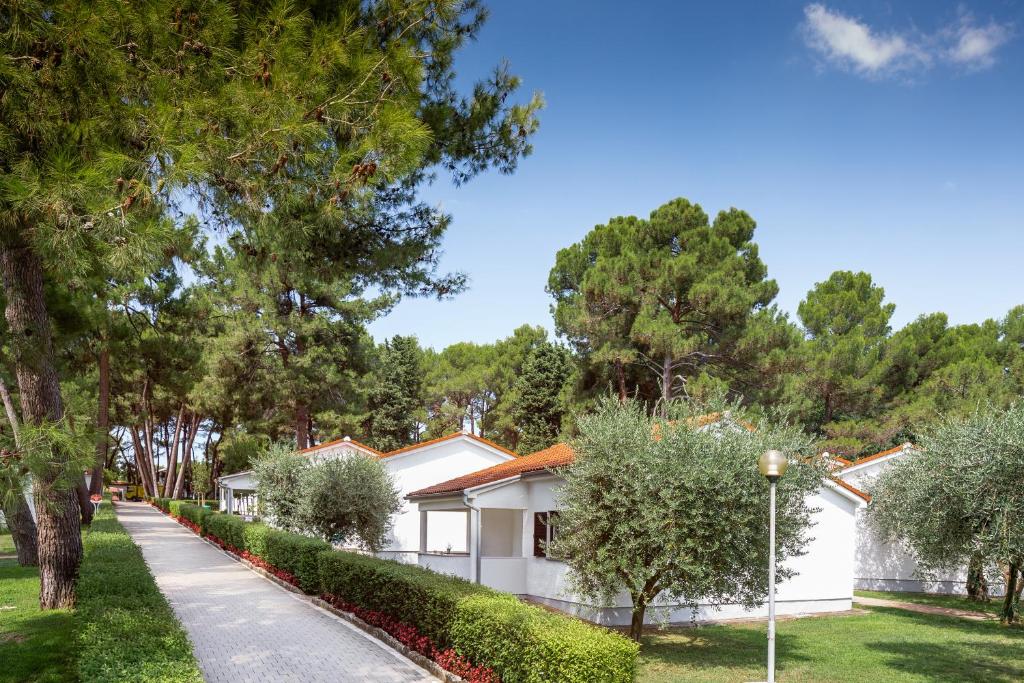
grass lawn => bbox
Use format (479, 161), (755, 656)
(0, 530), (15, 555)
(0, 557), (75, 683)
(637, 605), (1024, 682)
(856, 589), (1004, 617)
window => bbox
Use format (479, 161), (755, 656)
(532, 510), (560, 558)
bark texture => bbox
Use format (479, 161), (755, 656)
(3, 494), (39, 565)
(0, 241), (82, 609)
(88, 344), (110, 496)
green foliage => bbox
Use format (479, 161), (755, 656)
(251, 442), (308, 531)
(317, 550), (638, 682)
(76, 503), (202, 682)
(262, 530), (331, 594)
(0, 557), (75, 682)
(548, 198), (789, 408)
(869, 403), (1024, 623)
(204, 512), (246, 552)
(554, 397), (823, 639)
(296, 454), (401, 550)
(365, 335), (425, 452)
(507, 342), (573, 453)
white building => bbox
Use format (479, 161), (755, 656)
(408, 437), (870, 627)
(216, 431), (519, 562)
(836, 443), (994, 595)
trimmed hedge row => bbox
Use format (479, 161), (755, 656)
(151, 503), (637, 681)
(77, 502), (202, 682)
(318, 551), (638, 683)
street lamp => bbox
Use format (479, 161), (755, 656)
(758, 449), (788, 683)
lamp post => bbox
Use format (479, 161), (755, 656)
(758, 449), (788, 683)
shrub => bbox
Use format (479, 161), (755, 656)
(316, 550), (637, 682)
(152, 497), (171, 513)
(262, 529), (330, 594)
(175, 503), (209, 531)
(205, 513), (246, 551)
(77, 502), (202, 682)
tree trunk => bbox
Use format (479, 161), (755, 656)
(1001, 560), (1021, 624)
(130, 427), (155, 496)
(3, 494), (39, 566)
(0, 241), (82, 609)
(0, 376), (38, 564)
(88, 343), (110, 496)
(614, 359), (627, 402)
(163, 405), (185, 497)
(967, 553), (989, 602)
(629, 596), (647, 642)
(172, 413), (200, 498)
(295, 402), (310, 450)
(74, 477), (94, 526)
(660, 353), (672, 417)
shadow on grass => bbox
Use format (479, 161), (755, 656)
(861, 607), (1024, 683)
(0, 612), (74, 679)
(639, 624), (810, 671)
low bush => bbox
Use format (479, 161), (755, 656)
(204, 512), (246, 551)
(77, 502), (202, 682)
(152, 497), (171, 513)
(317, 550), (638, 683)
(263, 529), (331, 594)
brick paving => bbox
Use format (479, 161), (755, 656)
(116, 502), (435, 683)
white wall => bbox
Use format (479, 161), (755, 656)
(457, 476), (862, 627)
(838, 455), (986, 594)
(382, 438), (513, 560)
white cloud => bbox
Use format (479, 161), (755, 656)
(802, 4), (927, 76)
(947, 18), (1013, 69)
(801, 4), (1014, 80)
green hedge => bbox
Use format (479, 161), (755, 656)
(152, 497), (171, 513)
(200, 513), (329, 594)
(317, 550), (638, 683)
(77, 502), (202, 682)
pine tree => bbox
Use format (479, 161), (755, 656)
(1, 0), (540, 607)
(366, 336), (424, 452)
(508, 343), (572, 454)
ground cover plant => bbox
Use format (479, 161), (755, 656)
(76, 503), (202, 682)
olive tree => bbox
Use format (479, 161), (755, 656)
(296, 454), (401, 552)
(869, 403), (1024, 624)
(252, 442), (309, 532)
(554, 398), (823, 641)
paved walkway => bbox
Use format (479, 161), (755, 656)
(116, 502), (435, 683)
(854, 595), (994, 621)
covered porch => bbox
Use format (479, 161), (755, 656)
(216, 470), (258, 517)
(415, 496), (528, 594)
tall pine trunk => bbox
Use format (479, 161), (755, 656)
(295, 402), (310, 450)
(0, 241), (82, 609)
(614, 359), (627, 402)
(0, 376), (38, 564)
(172, 413), (200, 498)
(3, 495), (38, 566)
(163, 405), (185, 497)
(89, 343), (110, 496)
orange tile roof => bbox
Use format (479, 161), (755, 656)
(830, 476), (872, 502)
(843, 443), (916, 469)
(408, 442), (574, 497)
(300, 437), (384, 457)
(380, 431), (519, 460)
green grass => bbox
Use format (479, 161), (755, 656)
(856, 589), (1003, 617)
(0, 558), (76, 683)
(637, 606), (1024, 682)
(0, 530), (15, 555)
(77, 502), (203, 682)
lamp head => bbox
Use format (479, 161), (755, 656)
(758, 449), (788, 481)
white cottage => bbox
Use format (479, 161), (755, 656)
(216, 431), (519, 563)
(835, 443), (995, 595)
(408, 433), (870, 627)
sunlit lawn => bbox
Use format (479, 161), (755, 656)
(856, 589), (1004, 617)
(637, 605), (1024, 682)
(0, 553), (75, 683)
(0, 530), (14, 555)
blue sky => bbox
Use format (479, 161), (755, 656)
(367, 1), (1024, 350)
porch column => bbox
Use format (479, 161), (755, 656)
(468, 506), (481, 583)
(419, 510), (428, 553)
(225, 486), (233, 514)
